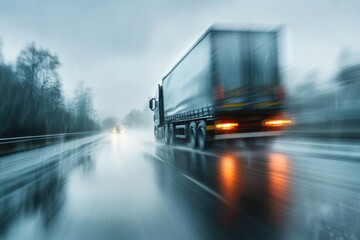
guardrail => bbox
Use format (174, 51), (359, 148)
(0, 132), (97, 145)
(0, 132), (99, 155)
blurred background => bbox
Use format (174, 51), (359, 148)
(0, 0), (360, 138)
(1, 1), (360, 240)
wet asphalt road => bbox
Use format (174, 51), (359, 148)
(0, 131), (359, 240)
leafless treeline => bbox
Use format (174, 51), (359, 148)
(0, 42), (98, 137)
(287, 59), (360, 136)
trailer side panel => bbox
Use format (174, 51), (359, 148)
(163, 34), (213, 121)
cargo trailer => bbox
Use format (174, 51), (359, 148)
(149, 25), (291, 149)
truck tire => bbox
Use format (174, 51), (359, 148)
(197, 121), (210, 150)
(169, 124), (175, 145)
(189, 122), (197, 149)
(154, 126), (160, 142)
(164, 125), (170, 145)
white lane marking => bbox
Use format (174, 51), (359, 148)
(145, 152), (165, 162)
(142, 142), (219, 158)
(181, 173), (230, 206)
(171, 145), (219, 158)
(144, 150), (230, 205)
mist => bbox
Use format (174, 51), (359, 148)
(1, 0), (359, 120)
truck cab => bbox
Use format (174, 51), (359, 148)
(149, 85), (165, 141)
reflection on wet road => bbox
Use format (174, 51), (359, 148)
(0, 132), (359, 239)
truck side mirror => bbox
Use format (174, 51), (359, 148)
(149, 98), (157, 111)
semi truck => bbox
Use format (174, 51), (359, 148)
(149, 25), (291, 149)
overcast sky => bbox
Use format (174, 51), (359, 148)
(0, 0), (359, 119)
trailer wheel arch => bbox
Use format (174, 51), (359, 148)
(189, 121), (197, 149)
(197, 121), (207, 150)
(154, 126), (161, 142)
(169, 124), (175, 145)
(164, 124), (170, 145)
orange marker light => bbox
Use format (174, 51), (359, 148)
(216, 123), (239, 130)
(264, 119), (292, 127)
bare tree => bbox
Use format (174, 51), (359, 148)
(16, 42), (60, 98)
(0, 38), (3, 63)
(15, 43), (62, 133)
(0, 63), (20, 135)
(0, 40), (99, 137)
(72, 81), (96, 131)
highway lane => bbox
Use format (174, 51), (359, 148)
(0, 131), (359, 239)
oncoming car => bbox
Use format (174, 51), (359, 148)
(112, 126), (123, 134)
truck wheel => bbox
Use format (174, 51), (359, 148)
(164, 125), (170, 145)
(154, 126), (159, 142)
(169, 124), (175, 145)
(189, 122), (197, 149)
(197, 121), (209, 150)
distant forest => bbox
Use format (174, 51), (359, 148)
(0, 41), (99, 138)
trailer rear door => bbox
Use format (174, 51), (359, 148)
(249, 32), (281, 108)
(213, 30), (282, 111)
